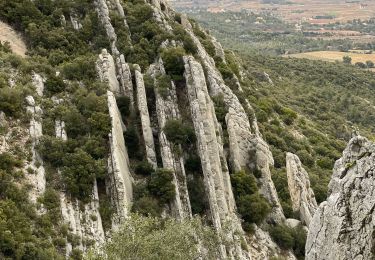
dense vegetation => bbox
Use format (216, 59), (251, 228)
(186, 10), (375, 55)
(240, 53), (375, 209)
(87, 214), (221, 260)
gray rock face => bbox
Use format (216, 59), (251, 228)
(306, 136), (375, 260)
(134, 65), (158, 168)
(286, 152), (317, 226)
(117, 54), (134, 107)
(184, 55), (249, 259)
(25, 76), (46, 204)
(182, 19), (285, 223)
(148, 59), (192, 220)
(107, 91), (133, 225)
(97, 49), (121, 94)
(94, 0), (118, 55)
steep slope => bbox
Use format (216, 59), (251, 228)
(3, 0), (372, 260)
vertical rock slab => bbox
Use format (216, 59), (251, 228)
(286, 152), (317, 226)
(25, 93), (45, 204)
(149, 59), (192, 219)
(107, 91), (133, 225)
(94, 0), (118, 55)
(184, 55), (249, 259)
(134, 64), (157, 168)
(306, 136), (375, 260)
(182, 19), (285, 223)
(97, 49), (121, 94)
(117, 54), (134, 107)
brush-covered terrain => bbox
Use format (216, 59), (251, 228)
(0, 0), (374, 260)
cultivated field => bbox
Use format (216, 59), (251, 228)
(286, 51), (375, 71)
(170, 0), (375, 24)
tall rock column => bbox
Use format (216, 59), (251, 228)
(286, 152), (317, 226)
(97, 49), (121, 94)
(306, 136), (375, 260)
(184, 55), (249, 259)
(134, 64), (158, 168)
(148, 59), (192, 219)
(181, 18), (285, 222)
(106, 91), (133, 226)
(25, 76), (46, 204)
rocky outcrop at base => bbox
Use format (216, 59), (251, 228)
(306, 136), (375, 260)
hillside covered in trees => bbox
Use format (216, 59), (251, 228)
(0, 0), (374, 259)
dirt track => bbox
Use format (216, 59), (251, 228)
(0, 21), (27, 57)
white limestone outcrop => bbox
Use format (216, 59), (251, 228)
(94, 0), (118, 55)
(286, 152), (317, 226)
(184, 55), (249, 259)
(181, 19), (284, 222)
(148, 58), (192, 220)
(134, 64), (157, 168)
(306, 136), (375, 260)
(97, 49), (121, 94)
(117, 54), (134, 108)
(107, 91), (133, 225)
(25, 76), (46, 204)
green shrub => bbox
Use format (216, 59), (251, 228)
(163, 119), (195, 146)
(0, 87), (23, 117)
(156, 74), (172, 98)
(135, 161), (155, 176)
(269, 224), (307, 259)
(269, 224), (294, 250)
(44, 75), (66, 95)
(231, 170), (258, 198)
(61, 149), (106, 200)
(237, 194), (271, 225)
(161, 47), (186, 81)
(187, 176), (207, 215)
(61, 56), (96, 81)
(148, 169), (176, 203)
(184, 154), (202, 174)
(132, 196), (161, 217)
(212, 94), (228, 124)
(124, 126), (141, 159)
(117, 95), (131, 119)
(38, 136), (67, 167)
(0, 152), (22, 171)
(40, 188), (60, 210)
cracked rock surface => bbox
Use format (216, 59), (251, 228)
(306, 135), (375, 260)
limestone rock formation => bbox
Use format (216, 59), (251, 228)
(148, 58), (192, 219)
(286, 152), (317, 226)
(25, 76), (46, 204)
(306, 136), (375, 260)
(107, 91), (133, 225)
(184, 55), (248, 259)
(135, 64), (158, 168)
(181, 18), (285, 223)
(97, 49), (121, 94)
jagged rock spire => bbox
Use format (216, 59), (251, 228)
(286, 152), (317, 226)
(306, 136), (375, 260)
